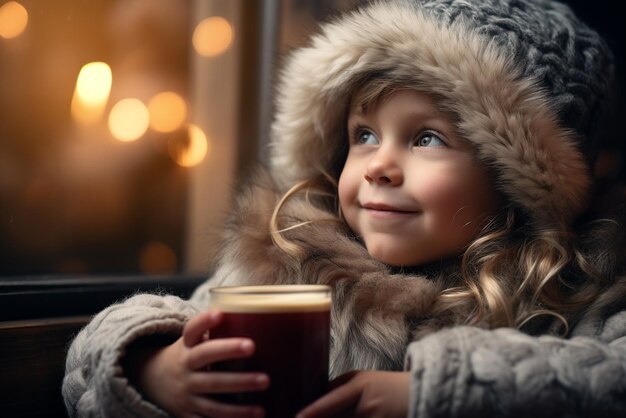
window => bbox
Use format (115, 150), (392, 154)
(0, 0), (254, 277)
(0, 0), (362, 321)
(0, 0), (622, 308)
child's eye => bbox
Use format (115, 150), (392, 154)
(415, 131), (446, 147)
(356, 130), (379, 145)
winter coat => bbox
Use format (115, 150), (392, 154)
(63, 0), (626, 415)
(62, 172), (626, 417)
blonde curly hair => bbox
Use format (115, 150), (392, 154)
(269, 79), (617, 334)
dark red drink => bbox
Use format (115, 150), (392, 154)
(209, 285), (331, 418)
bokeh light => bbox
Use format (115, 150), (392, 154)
(148, 91), (187, 133)
(0, 1), (28, 39)
(139, 241), (177, 274)
(71, 62), (112, 124)
(108, 98), (150, 142)
(168, 124), (209, 167)
(192, 16), (233, 57)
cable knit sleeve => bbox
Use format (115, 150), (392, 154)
(404, 311), (626, 417)
(62, 293), (204, 418)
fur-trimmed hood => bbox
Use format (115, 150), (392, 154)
(268, 0), (615, 227)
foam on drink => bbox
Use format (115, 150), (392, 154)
(210, 285), (331, 313)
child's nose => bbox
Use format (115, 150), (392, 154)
(364, 146), (403, 186)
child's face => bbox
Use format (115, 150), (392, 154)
(338, 89), (501, 267)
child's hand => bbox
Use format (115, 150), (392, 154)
(137, 310), (269, 418)
(296, 370), (410, 418)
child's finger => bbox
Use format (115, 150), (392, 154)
(191, 395), (265, 418)
(188, 371), (270, 394)
(328, 370), (359, 390)
(183, 310), (223, 347)
(296, 382), (360, 418)
(186, 338), (255, 370)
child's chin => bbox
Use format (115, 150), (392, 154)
(367, 248), (419, 267)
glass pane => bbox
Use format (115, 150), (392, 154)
(0, 0), (201, 276)
(1, 0), (622, 278)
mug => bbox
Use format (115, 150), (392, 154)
(209, 284), (332, 418)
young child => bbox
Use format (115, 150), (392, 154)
(63, 0), (626, 417)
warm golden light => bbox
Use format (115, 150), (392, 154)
(168, 124), (209, 167)
(71, 62), (113, 124)
(148, 92), (187, 133)
(0, 1), (28, 39)
(108, 98), (150, 142)
(193, 16), (233, 57)
(75, 62), (112, 106)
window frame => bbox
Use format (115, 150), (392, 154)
(0, 274), (206, 321)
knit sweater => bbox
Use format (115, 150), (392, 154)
(63, 292), (626, 418)
(62, 175), (626, 417)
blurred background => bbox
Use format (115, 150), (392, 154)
(0, 0), (623, 277)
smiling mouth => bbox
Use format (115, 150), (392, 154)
(361, 203), (418, 218)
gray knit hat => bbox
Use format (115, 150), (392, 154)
(269, 0), (615, 226)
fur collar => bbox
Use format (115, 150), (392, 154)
(207, 170), (464, 377)
(204, 170), (626, 377)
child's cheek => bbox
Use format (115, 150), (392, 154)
(409, 169), (468, 209)
(409, 164), (493, 225)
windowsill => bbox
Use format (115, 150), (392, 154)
(0, 274), (207, 321)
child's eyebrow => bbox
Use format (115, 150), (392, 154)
(348, 108), (453, 127)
